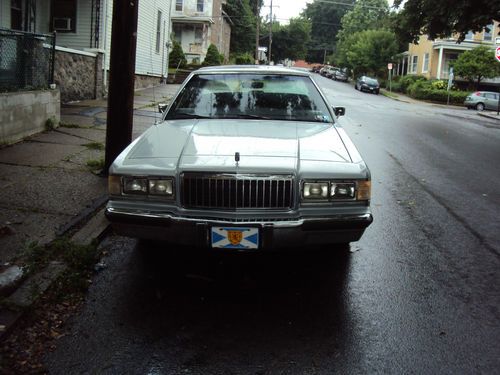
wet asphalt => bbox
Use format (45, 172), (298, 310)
(45, 76), (500, 374)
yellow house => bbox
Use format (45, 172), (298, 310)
(398, 22), (499, 81)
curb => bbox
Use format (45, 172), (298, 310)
(477, 112), (500, 121)
(0, 206), (110, 342)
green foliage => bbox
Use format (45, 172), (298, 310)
(45, 117), (58, 131)
(399, 75), (427, 93)
(203, 44), (222, 66)
(302, 0), (353, 63)
(169, 40), (187, 69)
(232, 53), (254, 65)
(403, 79), (471, 104)
(224, 0), (256, 54)
(341, 29), (399, 77)
(393, 0), (498, 44)
(86, 158), (104, 170)
(452, 46), (500, 89)
(336, 0), (390, 45)
(84, 142), (104, 151)
(431, 80), (447, 90)
(269, 18), (312, 62)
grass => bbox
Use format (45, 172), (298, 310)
(84, 142), (105, 151)
(86, 158), (105, 170)
(59, 122), (82, 129)
(381, 89), (398, 99)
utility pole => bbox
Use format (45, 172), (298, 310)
(104, 0), (139, 173)
(268, 0), (273, 64)
(255, 1), (260, 64)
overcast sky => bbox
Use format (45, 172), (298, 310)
(261, 0), (397, 24)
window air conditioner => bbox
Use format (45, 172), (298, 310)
(53, 17), (72, 31)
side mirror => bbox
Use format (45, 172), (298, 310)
(333, 106), (346, 117)
(158, 103), (168, 113)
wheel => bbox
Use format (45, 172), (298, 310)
(354, 83), (358, 90)
(476, 103), (485, 111)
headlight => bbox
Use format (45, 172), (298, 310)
(149, 179), (174, 196)
(302, 180), (370, 202)
(120, 176), (175, 198)
(303, 182), (329, 200)
(123, 177), (148, 194)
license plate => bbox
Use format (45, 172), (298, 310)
(211, 227), (259, 249)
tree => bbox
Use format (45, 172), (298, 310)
(336, 0), (390, 44)
(203, 44), (222, 66)
(261, 18), (311, 63)
(453, 46), (500, 89)
(393, 0), (500, 44)
(302, 0), (353, 63)
(343, 29), (399, 77)
(169, 40), (187, 68)
(224, 0), (256, 54)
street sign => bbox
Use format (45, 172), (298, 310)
(496, 46), (500, 62)
(387, 63), (393, 70)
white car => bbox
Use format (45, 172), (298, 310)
(106, 65), (373, 251)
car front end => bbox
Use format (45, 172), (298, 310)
(105, 66), (373, 251)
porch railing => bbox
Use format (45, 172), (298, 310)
(0, 28), (56, 92)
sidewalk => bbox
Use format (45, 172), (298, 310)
(0, 83), (181, 295)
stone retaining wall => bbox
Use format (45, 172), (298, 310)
(53, 47), (103, 103)
(0, 89), (60, 144)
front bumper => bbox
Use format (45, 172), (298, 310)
(105, 205), (373, 250)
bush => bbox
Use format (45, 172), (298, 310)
(386, 81), (402, 92)
(431, 80), (447, 90)
(400, 75), (427, 93)
(169, 40), (187, 69)
(232, 53), (254, 65)
(203, 44), (222, 66)
(406, 79), (470, 104)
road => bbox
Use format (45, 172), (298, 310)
(45, 76), (500, 374)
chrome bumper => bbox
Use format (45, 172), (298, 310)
(105, 207), (373, 249)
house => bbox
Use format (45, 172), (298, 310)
(1, 0), (173, 100)
(398, 21), (499, 86)
(171, 0), (231, 64)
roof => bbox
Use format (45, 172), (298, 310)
(193, 65), (310, 76)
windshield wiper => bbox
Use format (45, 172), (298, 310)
(169, 112), (211, 119)
(224, 114), (271, 120)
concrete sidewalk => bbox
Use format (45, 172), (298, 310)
(0, 83), (181, 294)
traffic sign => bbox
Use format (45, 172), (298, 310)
(387, 63), (393, 70)
(496, 46), (500, 62)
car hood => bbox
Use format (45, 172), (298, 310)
(113, 119), (354, 175)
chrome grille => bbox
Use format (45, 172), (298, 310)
(181, 173), (294, 209)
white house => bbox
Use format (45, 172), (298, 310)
(0, 0), (172, 88)
(171, 0), (231, 63)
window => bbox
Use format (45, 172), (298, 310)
(176, 0), (183, 11)
(465, 30), (474, 40)
(410, 55), (418, 74)
(51, 0), (77, 33)
(155, 10), (162, 53)
(484, 23), (494, 41)
(194, 25), (203, 43)
(11, 0), (22, 30)
(197, 0), (204, 12)
(173, 24), (182, 43)
(422, 53), (429, 73)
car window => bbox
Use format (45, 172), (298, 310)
(166, 73), (333, 123)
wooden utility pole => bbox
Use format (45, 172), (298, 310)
(255, 2), (260, 64)
(268, 0), (273, 64)
(104, 0), (139, 173)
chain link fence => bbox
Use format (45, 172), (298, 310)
(0, 28), (55, 92)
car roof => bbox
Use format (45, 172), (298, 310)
(194, 65), (310, 76)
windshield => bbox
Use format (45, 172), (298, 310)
(165, 73), (333, 123)
(365, 77), (378, 85)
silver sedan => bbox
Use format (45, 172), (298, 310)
(106, 65), (373, 251)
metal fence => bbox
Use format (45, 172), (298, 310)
(0, 28), (55, 92)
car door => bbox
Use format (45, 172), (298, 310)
(485, 93), (499, 110)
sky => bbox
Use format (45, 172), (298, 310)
(261, 0), (398, 24)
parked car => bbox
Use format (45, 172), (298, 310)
(106, 65), (373, 251)
(312, 65), (323, 73)
(355, 76), (380, 94)
(333, 69), (348, 82)
(326, 67), (338, 79)
(464, 91), (499, 111)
